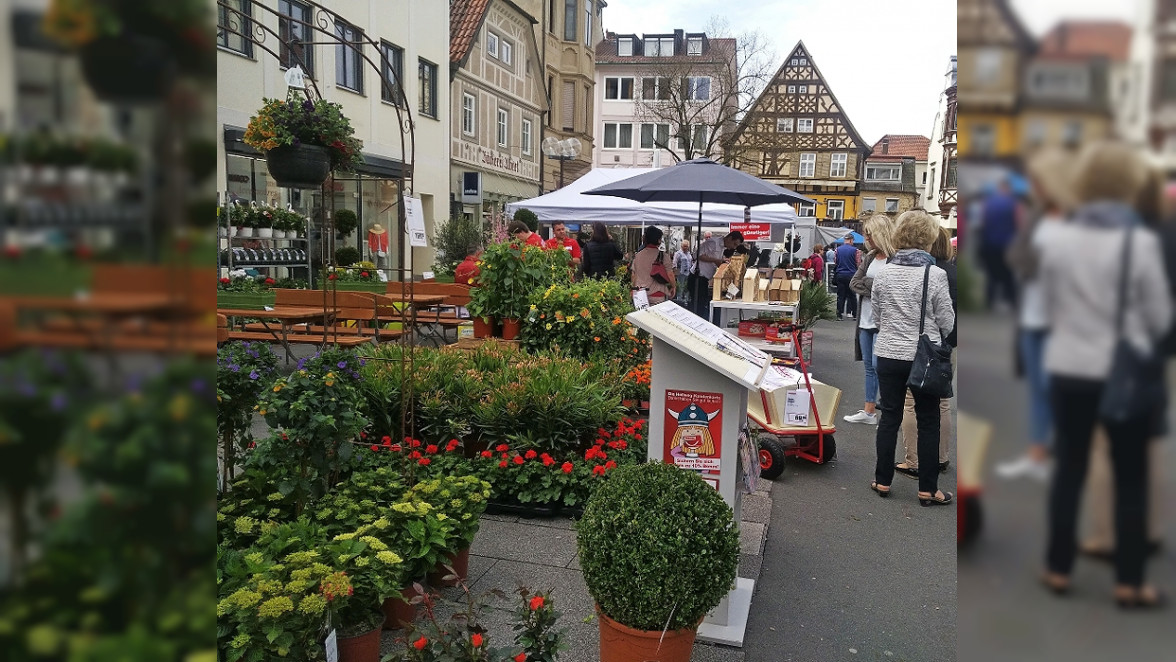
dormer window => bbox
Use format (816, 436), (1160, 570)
(618, 37), (633, 56)
(644, 37), (674, 57)
(687, 37), (702, 55)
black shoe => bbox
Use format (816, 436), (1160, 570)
(894, 463), (919, 479)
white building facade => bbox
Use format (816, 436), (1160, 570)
(216, 0), (450, 274)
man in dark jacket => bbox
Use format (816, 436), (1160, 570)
(833, 235), (860, 319)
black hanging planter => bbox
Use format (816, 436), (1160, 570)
(264, 144), (332, 189)
(79, 35), (175, 104)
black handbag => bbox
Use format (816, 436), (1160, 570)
(907, 265), (954, 398)
(1099, 229), (1164, 423)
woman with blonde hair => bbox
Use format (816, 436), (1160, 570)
(844, 214), (896, 425)
(869, 210), (956, 505)
(1038, 140), (1170, 607)
(997, 149), (1076, 481)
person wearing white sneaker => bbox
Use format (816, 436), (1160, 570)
(845, 215), (895, 427)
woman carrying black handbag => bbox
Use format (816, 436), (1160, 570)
(868, 210), (956, 506)
(1038, 141), (1171, 609)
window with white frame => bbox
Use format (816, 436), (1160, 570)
(462, 93), (476, 136)
(826, 199), (844, 220)
(603, 122), (633, 148)
(640, 123), (670, 149)
(497, 108), (509, 147)
(798, 202), (815, 217)
(776, 117), (792, 133)
(687, 77), (710, 100)
(487, 32), (499, 58)
(797, 118), (813, 133)
(799, 57), (807, 65)
(885, 198), (899, 212)
(799, 153), (816, 177)
(787, 85), (796, 93)
(604, 76), (634, 100)
(927, 165), (936, 198)
(618, 37), (633, 56)
(687, 37), (702, 55)
(865, 163), (901, 181)
(830, 152), (847, 177)
(501, 40), (512, 65)
(790, 58), (798, 65)
(862, 197), (876, 212)
(658, 37), (674, 55)
(522, 119), (532, 154)
(798, 85), (807, 94)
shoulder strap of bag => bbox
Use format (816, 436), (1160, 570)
(918, 264), (930, 336)
(1114, 228), (1134, 338)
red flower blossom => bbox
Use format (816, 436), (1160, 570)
(425, 444), (438, 454)
(592, 465), (606, 476)
(514, 653), (526, 662)
(605, 460), (617, 470)
(360, 271), (370, 278)
(585, 448), (597, 461)
(413, 636), (427, 651)
(418, 457), (431, 466)
(496, 443), (509, 452)
(635, 434), (643, 441)
(383, 439), (392, 447)
(410, 439), (422, 448)
(529, 595), (545, 610)
(541, 455), (555, 467)
(264, 277), (275, 285)
(409, 450), (422, 460)
(390, 443), (402, 452)
(524, 450), (537, 460)
(370, 445), (379, 452)
(561, 462), (573, 474)
(328, 273), (338, 281)
(618, 441), (628, 450)
(513, 455), (525, 465)
(471, 633), (483, 648)
(219, 277), (230, 284)
(446, 439), (460, 452)
(499, 460), (508, 469)
(381, 435), (392, 444)
(481, 450), (493, 459)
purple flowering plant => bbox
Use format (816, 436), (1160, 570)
(216, 341), (279, 487)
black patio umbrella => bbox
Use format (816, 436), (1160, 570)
(582, 158), (814, 256)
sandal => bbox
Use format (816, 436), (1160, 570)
(894, 463), (919, 479)
(1114, 585), (1167, 610)
(870, 481), (891, 498)
(918, 490), (953, 506)
(1041, 572), (1071, 596)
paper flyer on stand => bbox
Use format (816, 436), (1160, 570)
(664, 390), (723, 490)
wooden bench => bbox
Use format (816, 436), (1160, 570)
(225, 329), (372, 347)
(394, 282), (472, 344)
(241, 289), (406, 343)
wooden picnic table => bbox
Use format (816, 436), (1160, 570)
(10, 293), (176, 315)
(218, 305), (343, 359)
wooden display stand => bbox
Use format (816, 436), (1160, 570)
(626, 301), (775, 648)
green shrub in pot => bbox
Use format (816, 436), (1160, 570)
(577, 461), (739, 632)
(333, 209), (359, 237)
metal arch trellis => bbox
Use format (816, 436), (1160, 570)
(218, 0), (422, 447)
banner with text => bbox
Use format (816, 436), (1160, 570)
(729, 223), (771, 241)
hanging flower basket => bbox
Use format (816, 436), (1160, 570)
(264, 144), (332, 190)
(78, 35), (175, 104)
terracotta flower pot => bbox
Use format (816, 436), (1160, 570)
(336, 623), (382, 662)
(426, 546), (471, 587)
(472, 316), (492, 338)
(264, 144), (332, 189)
(381, 583), (425, 629)
(596, 607), (699, 662)
(500, 318), (521, 340)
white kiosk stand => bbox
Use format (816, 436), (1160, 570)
(625, 300), (775, 648)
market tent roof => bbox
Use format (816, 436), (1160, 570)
(815, 226), (855, 246)
(505, 167), (803, 226)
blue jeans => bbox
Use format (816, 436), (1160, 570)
(1019, 328), (1051, 447)
(860, 327), (879, 404)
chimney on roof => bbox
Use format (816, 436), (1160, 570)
(881, 137), (889, 154)
(606, 31), (615, 41)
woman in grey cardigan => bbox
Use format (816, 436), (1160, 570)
(1038, 141), (1170, 608)
(845, 214), (897, 426)
(869, 210), (956, 506)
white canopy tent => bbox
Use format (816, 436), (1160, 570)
(505, 167), (805, 227)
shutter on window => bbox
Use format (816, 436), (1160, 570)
(562, 81), (575, 131)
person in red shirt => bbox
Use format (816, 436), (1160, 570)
(454, 249), (481, 286)
(809, 244), (825, 283)
(545, 221), (582, 267)
(508, 220), (543, 247)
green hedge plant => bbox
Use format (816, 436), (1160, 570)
(577, 462), (739, 632)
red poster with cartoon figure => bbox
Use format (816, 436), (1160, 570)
(664, 390), (723, 487)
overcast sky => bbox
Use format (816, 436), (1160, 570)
(600, 1), (956, 146)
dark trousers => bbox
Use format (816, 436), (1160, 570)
(980, 243), (1017, 310)
(875, 357), (942, 494)
(1047, 376), (1150, 586)
(690, 275), (712, 319)
(835, 273), (857, 317)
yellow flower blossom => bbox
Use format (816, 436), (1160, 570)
(257, 596), (294, 619)
(359, 536), (388, 551)
(376, 551), (402, 565)
(298, 593), (327, 616)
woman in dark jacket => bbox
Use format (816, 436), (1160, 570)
(581, 222), (623, 279)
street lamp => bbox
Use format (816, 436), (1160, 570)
(541, 137), (582, 190)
